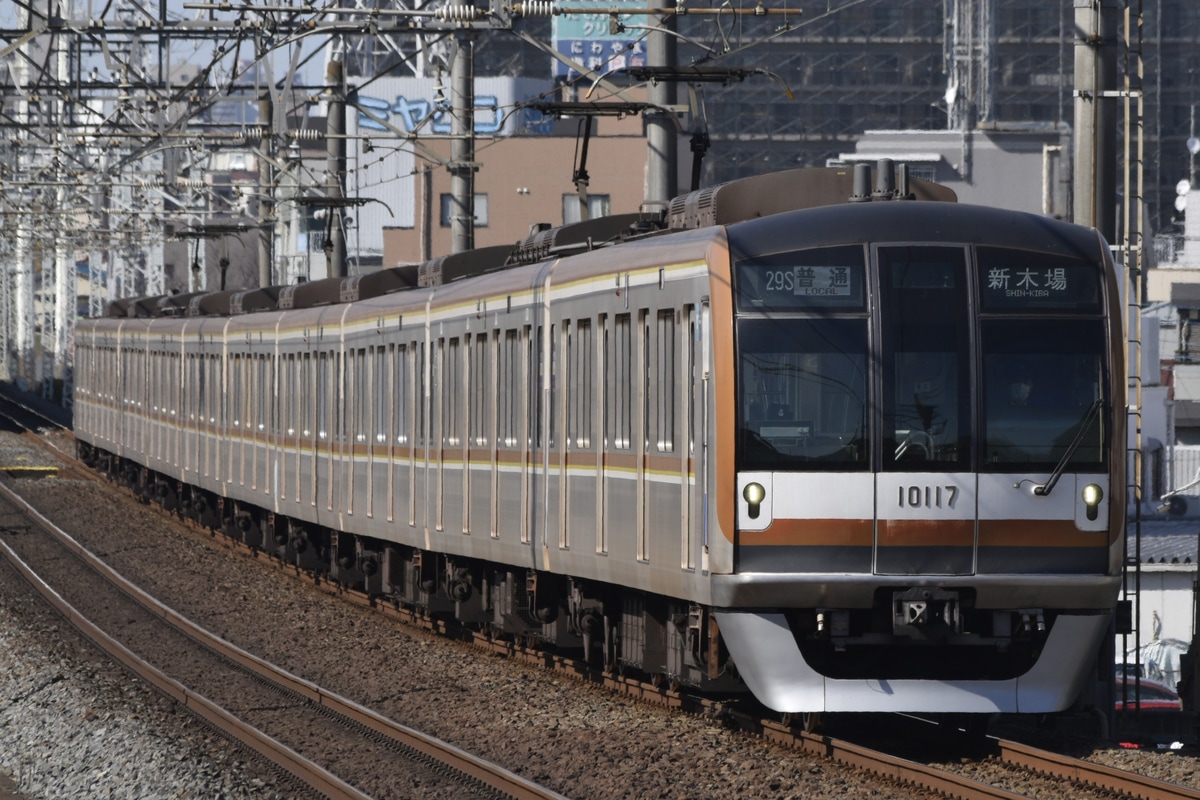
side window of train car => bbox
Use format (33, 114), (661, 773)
(445, 337), (461, 447)
(470, 333), (490, 448)
(317, 351), (329, 441)
(264, 354), (274, 434)
(258, 354), (269, 433)
(161, 351), (169, 418)
(392, 343), (409, 447)
(610, 313), (633, 450)
(416, 341), (427, 446)
(230, 353), (242, 428)
(566, 318), (593, 450)
(686, 304), (698, 456)
(640, 310), (649, 450)
(244, 353), (254, 429)
(336, 350), (347, 443)
(498, 330), (518, 448)
(210, 353), (220, 425)
(300, 352), (312, 439)
(186, 354), (196, 422)
(524, 325), (535, 447)
(533, 325), (547, 448)
(148, 351), (158, 413)
(354, 347), (368, 443)
(374, 345), (387, 446)
(656, 309), (675, 454)
(282, 354), (294, 436)
(547, 325), (557, 448)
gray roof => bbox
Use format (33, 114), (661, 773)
(1128, 520), (1199, 565)
(1171, 283), (1200, 308)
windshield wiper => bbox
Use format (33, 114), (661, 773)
(1033, 398), (1103, 497)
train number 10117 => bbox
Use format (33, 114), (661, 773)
(898, 485), (959, 509)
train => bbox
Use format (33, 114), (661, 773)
(72, 163), (1126, 716)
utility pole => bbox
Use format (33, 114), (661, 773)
(449, 33), (476, 254)
(258, 89), (275, 288)
(1073, 0), (1119, 241)
(12, 1), (36, 389)
(1073, 0), (1122, 739)
(643, 15), (678, 214)
(325, 59), (348, 278)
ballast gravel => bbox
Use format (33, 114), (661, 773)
(0, 558), (302, 800)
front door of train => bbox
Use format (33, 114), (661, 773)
(874, 244), (975, 576)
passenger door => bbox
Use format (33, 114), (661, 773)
(874, 244), (976, 576)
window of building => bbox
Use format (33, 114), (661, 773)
(561, 194), (610, 225)
(439, 194), (489, 227)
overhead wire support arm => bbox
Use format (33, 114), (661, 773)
(523, 101), (652, 117)
(618, 65), (794, 99)
(572, 117), (592, 221)
(517, 3), (799, 16)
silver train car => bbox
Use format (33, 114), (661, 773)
(73, 166), (1126, 715)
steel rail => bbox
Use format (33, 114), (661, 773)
(0, 478), (569, 800)
(0, 489), (372, 800)
(996, 738), (1200, 800)
(763, 723), (1032, 800)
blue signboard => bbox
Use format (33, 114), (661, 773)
(552, 1), (648, 79)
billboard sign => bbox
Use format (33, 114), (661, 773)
(552, 1), (648, 80)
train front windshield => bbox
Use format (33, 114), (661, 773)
(734, 243), (1109, 474)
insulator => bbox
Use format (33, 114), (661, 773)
(435, 4), (480, 20)
(290, 129), (323, 142)
(518, 0), (558, 15)
(136, 176), (164, 188)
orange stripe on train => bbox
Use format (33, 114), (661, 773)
(877, 519), (974, 547)
(978, 519), (1108, 548)
(739, 518), (873, 547)
(739, 518), (1109, 549)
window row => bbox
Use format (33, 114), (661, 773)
(77, 304), (699, 455)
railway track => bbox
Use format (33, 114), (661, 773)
(0, 473), (568, 800)
(764, 718), (1200, 800)
(1, 387), (1197, 800)
(989, 738), (1200, 800)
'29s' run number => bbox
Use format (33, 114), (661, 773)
(764, 270), (796, 292)
(898, 485), (958, 509)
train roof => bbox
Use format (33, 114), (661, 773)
(96, 162), (976, 321)
(665, 164), (954, 229)
(723, 199), (1108, 263)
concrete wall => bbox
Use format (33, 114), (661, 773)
(840, 126), (1072, 218)
(1121, 566), (1194, 685)
(381, 113), (658, 266)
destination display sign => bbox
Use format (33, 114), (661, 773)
(735, 245), (866, 311)
(976, 247), (1102, 312)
